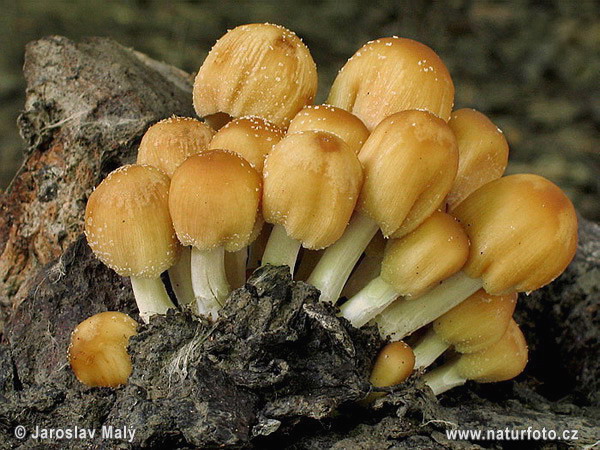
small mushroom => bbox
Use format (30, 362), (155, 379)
(68, 311), (138, 388)
(423, 319), (528, 395)
(84, 165), (178, 322)
(328, 37), (454, 130)
(367, 341), (415, 401)
(193, 23), (318, 129)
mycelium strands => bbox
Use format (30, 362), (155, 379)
(446, 108), (509, 211)
(308, 110), (458, 303)
(423, 319), (528, 395)
(85, 165), (178, 323)
(68, 311), (138, 388)
(262, 130), (363, 272)
(169, 150), (262, 319)
(208, 116), (284, 172)
(374, 174), (578, 341)
(328, 37), (454, 131)
(413, 290), (517, 369)
(287, 104), (370, 154)
(340, 211), (469, 328)
(366, 341), (415, 401)
(193, 23), (318, 129)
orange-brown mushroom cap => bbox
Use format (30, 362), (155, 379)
(370, 341), (415, 388)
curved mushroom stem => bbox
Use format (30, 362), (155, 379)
(225, 248), (248, 290)
(191, 246), (230, 320)
(374, 272), (483, 340)
(130, 277), (176, 324)
(168, 246), (195, 307)
(422, 359), (467, 395)
(413, 327), (451, 369)
(307, 213), (379, 303)
(262, 224), (302, 273)
(339, 277), (398, 328)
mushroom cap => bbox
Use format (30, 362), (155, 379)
(357, 110), (459, 238)
(453, 174), (578, 294)
(369, 341), (415, 387)
(84, 164), (179, 278)
(208, 116), (284, 172)
(381, 211), (469, 297)
(446, 109), (509, 210)
(136, 116), (215, 177)
(328, 37), (454, 130)
(169, 150), (262, 252)
(287, 104), (370, 154)
(68, 311), (138, 388)
(263, 130), (363, 249)
(433, 289), (517, 353)
(456, 319), (528, 383)
(193, 23), (318, 128)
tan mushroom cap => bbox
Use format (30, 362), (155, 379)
(453, 174), (578, 295)
(84, 164), (179, 278)
(381, 211), (469, 297)
(370, 341), (415, 388)
(446, 109), (509, 210)
(68, 311), (138, 388)
(357, 110), (459, 238)
(193, 23), (318, 128)
(328, 37), (454, 130)
(208, 116), (284, 172)
(169, 150), (262, 252)
(433, 289), (517, 353)
(263, 130), (363, 249)
(136, 116), (215, 177)
(287, 104), (370, 154)
(456, 319), (528, 383)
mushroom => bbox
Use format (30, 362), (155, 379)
(262, 130), (363, 271)
(68, 311), (138, 387)
(340, 211), (469, 328)
(340, 233), (386, 299)
(308, 110), (458, 303)
(193, 23), (318, 129)
(413, 289), (517, 369)
(328, 37), (454, 130)
(169, 150), (262, 318)
(84, 165), (178, 323)
(375, 174), (578, 340)
(367, 341), (415, 401)
(422, 319), (528, 395)
(287, 104), (370, 154)
(446, 108), (509, 210)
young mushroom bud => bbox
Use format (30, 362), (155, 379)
(375, 174), (578, 340)
(287, 104), (370, 154)
(68, 311), (138, 388)
(193, 23), (318, 129)
(208, 116), (284, 172)
(169, 150), (262, 318)
(446, 108), (509, 210)
(136, 116), (215, 177)
(423, 319), (528, 395)
(413, 290), (517, 369)
(340, 212), (469, 328)
(328, 37), (454, 130)
(367, 341), (415, 401)
(262, 131), (363, 271)
(308, 110), (458, 303)
(85, 165), (178, 323)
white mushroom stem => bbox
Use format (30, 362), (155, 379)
(191, 246), (230, 320)
(225, 248), (248, 290)
(422, 360), (467, 395)
(130, 277), (176, 324)
(339, 277), (398, 328)
(413, 327), (451, 369)
(341, 252), (383, 299)
(307, 213), (379, 303)
(168, 246), (195, 307)
(261, 224), (302, 273)
(374, 272), (483, 340)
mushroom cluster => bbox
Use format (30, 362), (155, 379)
(76, 23), (578, 399)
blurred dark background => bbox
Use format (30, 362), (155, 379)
(1, 0), (598, 219)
